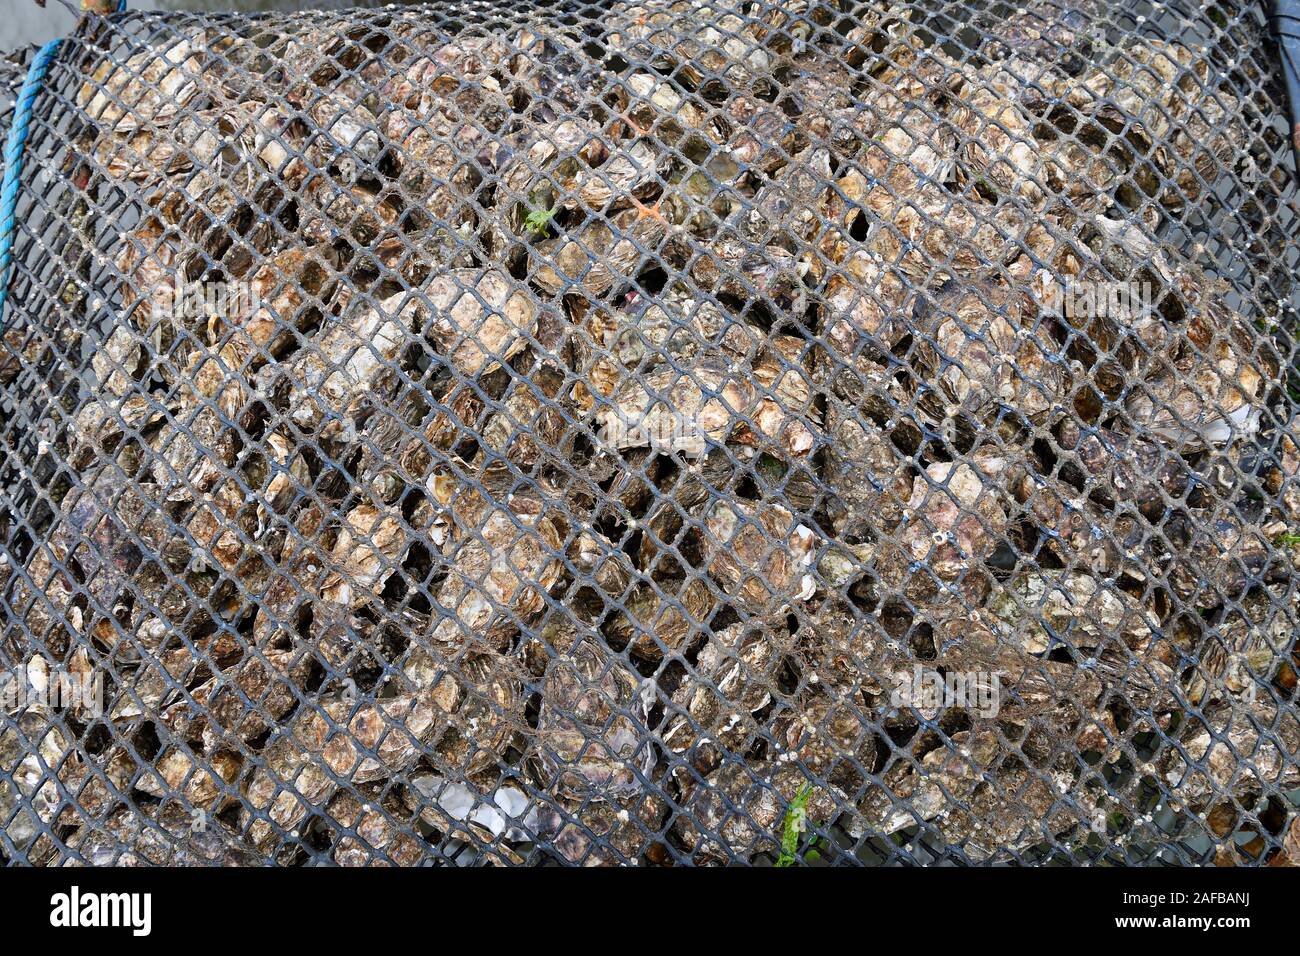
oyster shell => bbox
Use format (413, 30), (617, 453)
(531, 206), (670, 297)
(876, 448), (1013, 605)
(532, 794), (667, 866)
(909, 277), (1066, 431)
(596, 337), (816, 460)
(605, 577), (713, 662)
(64, 803), (266, 867)
(606, 0), (772, 90)
(79, 36), (206, 134)
(405, 492), (564, 664)
(985, 570), (1158, 655)
(284, 291), (424, 436)
(661, 620), (780, 759)
(702, 499), (816, 613)
(423, 270), (538, 377)
(538, 637), (655, 799)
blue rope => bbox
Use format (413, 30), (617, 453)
(0, 38), (63, 327)
(0, 1), (128, 327)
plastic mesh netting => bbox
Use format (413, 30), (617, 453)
(2, 0), (1300, 866)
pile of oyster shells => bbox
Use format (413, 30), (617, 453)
(2, 0), (1298, 865)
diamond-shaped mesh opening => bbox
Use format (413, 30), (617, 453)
(2, 0), (1299, 866)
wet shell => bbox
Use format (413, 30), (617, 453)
(539, 638), (654, 799)
(597, 356), (754, 458)
(876, 450), (1012, 604)
(1124, 342), (1265, 448)
(662, 621), (779, 758)
(910, 278), (1065, 428)
(605, 0), (772, 90)
(768, 691), (876, 787)
(202, 648), (313, 748)
(242, 686), (448, 851)
(320, 504), (410, 607)
(285, 292), (424, 435)
(823, 401), (913, 541)
(1, 717), (73, 852)
(531, 207), (669, 297)
(702, 499), (817, 612)
(986, 570), (1158, 655)
(80, 37), (206, 134)
(64, 804), (265, 867)
(822, 255), (911, 357)
(1057, 420), (1189, 519)
(1162, 514), (1273, 611)
(383, 105), (490, 214)
(414, 494), (564, 656)
(531, 794), (666, 866)
(1184, 591), (1289, 705)
(503, 127), (661, 214)
(605, 576), (714, 661)
(594, 330), (818, 461)
(1163, 698), (1300, 804)
(423, 270), (538, 377)
(434, 650), (527, 776)
(327, 791), (427, 867)
(15, 0), (1298, 866)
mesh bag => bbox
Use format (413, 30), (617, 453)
(2, 0), (1300, 866)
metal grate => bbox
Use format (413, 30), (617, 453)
(2, 0), (1300, 866)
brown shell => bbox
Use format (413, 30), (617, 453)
(703, 499), (817, 612)
(531, 207), (669, 297)
(319, 503), (410, 607)
(327, 791), (428, 867)
(910, 277), (1066, 427)
(532, 794), (667, 866)
(79, 36), (207, 134)
(605, 576), (714, 661)
(985, 570), (1158, 655)
(662, 621), (779, 759)
(434, 650), (527, 775)
(418, 494), (564, 654)
(539, 638), (654, 799)
(423, 270), (538, 377)
(22, 1), (1296, 865)
(823, 401), (913, 541)
(768, 691), (877, 785)
(875, 450), (1012, 605)
(62, 804), (266, 867)
(285, 291), (424, 435)
(604, 0), (772, 90)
